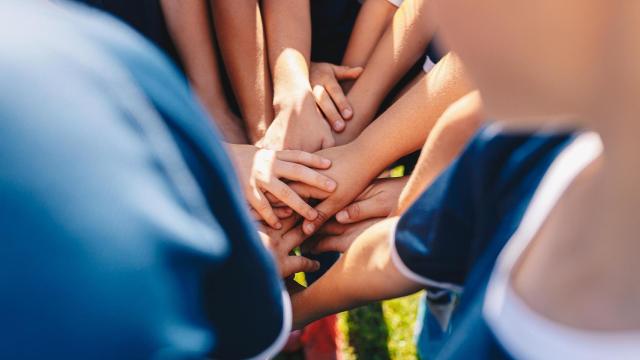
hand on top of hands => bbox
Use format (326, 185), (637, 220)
(269, 143), (387, 247)
(309, 62), (363, 132)
(259, 87), (335, 152)
(301, 176), (408, 254)
(228, 143), (337, 229)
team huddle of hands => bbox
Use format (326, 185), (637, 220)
(228, 62), (407, 278)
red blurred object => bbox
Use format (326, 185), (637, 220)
(300, 314), (343, 360)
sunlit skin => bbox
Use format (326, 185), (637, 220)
(291, 0), (640, 334)
(436, 0), (640, 331)
(335, 0), (439, 145)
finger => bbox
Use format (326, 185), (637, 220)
(289, 183), (331, 201)
(247, 188), (281, 229)
(281, 256), (321, 278)
(309, 235), (348, 254)
(276, 150), (332, 169)
(249, 208), (261, 221)
(322, 76), (354, 121)
(316, 220), (348, 236)
(265, 178), (318, 221)
(265, 192), (284, 205)
(312, 84), (345, 131)
(274, 206), (294, 219)
(335, 197), (390, 224)
(277, 161), (337, 193)
(282, 224), (308, 252)
(332, 65), (364, 81)
(301, 200), (335, 236)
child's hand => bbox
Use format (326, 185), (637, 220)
(229, 144), (337, 229)
(305, 218), (384, 254)
(259, 89), (335, 152)
(335, 177), (408, 224)
(309, 62), (363, 132)
(258, 216), (321, 278)
(279, 144), (382, 245)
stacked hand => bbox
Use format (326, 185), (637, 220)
(229, 144), (337, 229)
(302, 176), (408, 254)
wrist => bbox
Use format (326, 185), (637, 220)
(272, 82), (312, 108)
(272, 49), (312, 103)
(349, 133), (395, 176)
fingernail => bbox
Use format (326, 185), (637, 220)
(336, 210), (349, 222)
(334, 119), (345, 131)
(321, 158), (331, 167)
(275, 222), (282, 230)
(307, 209), (318, 220)
(342, 108), (352, 119)
(313, 261), (321, 270)
(325, 179), (337, 191)
(304, 223), (315, 234)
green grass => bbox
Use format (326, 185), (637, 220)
(338, 292), (423, 360)
(277, 291), (422, 360)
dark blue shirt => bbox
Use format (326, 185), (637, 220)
(394, 127), (574, 358)
(0, 2), (286, 358)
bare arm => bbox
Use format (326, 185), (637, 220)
(160, 0), (247, 143)
(210, 0), (273, 144)
(342, 0), (399, 68)
(300, 53), (475, 236)
(261, 0), (334, 151)
(396, 91), (483, 214)
(291, 217), (421, 329)
(336, 0), (437, 145)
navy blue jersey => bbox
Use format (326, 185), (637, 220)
(392, 127), (574, 358)
(0, 2), (286, 359)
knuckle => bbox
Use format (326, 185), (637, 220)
(348, 203), (361, 219)
(278, 185), (293, 200)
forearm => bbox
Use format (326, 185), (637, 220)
(211, 0), (273, 143)
(336, 0), (437, 144)
(263, 0), (312, 100)
(161, 0), (228, 111)
(291, 217), (420, 329)
(396, 91), (483, 214)
(350, 53), (475, 169)
(342, 0), (398, 68)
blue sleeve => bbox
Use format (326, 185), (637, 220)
(392, 128), (571, 290)
(0, 4), (287, 359)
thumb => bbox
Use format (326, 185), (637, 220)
(332, 64), (364, 80)
(335, 196), (389, 224)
